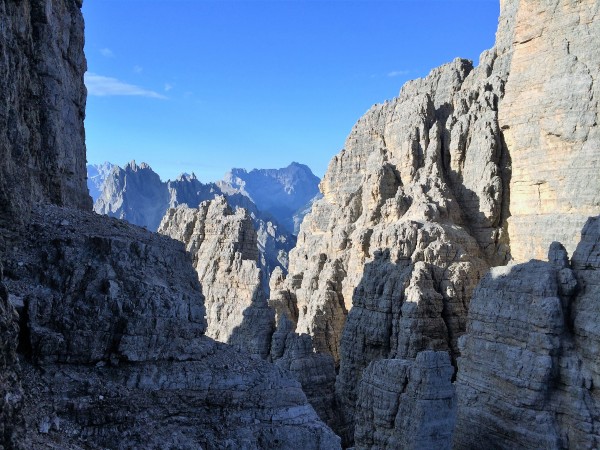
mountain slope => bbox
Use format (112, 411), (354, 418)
(267, 0), (600, 445)
(86, 162), (114, 202)
(219, 162), (321, 234)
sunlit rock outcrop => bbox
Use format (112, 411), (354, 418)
(159, 196), (275, 358)
(268, 0), (600, 446)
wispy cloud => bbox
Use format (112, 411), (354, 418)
(387, 70), (410, 77)
(100, 48), (114, 58)
(133, 65), (143, 74)
(164, 83), (174, 92)
(85, 73), (167, 99)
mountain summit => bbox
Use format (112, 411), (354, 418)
(218, 162), (321, 234)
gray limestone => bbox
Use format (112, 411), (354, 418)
(354, 351), (456, 450)
(0, 0), (91, 225)
(93, 161), (297, 289)
(4, 205), (340, 449)
(454, 224), (600, 448)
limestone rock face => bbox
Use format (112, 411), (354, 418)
(158, 197), (275, 358)
(269, 0), (600, 445)
(354, 351), (456, 450)
(500, 0), (600, 261)
(274, 53), (506, 442)
(158, 200), (340, 430)
(0, 0), (91, 222)
(4, 205), (340, 449)
(455, 219), (600, 449)
(281, 50), (511, 366)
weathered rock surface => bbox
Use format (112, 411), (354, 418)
(269, 0), (600, 445)
(0, 0), (91, 223)
(219, 162), (321, 234)
(455, 218), (600, 449)
(500, 0), (600, 262)
(274, 52), (506, 443)
(159, 197), (275, 358)
(4, 205), (340, 449)
(269, 315), (340, 431)
(354, 351), (456, 450)
(0, 263), (24, 450)
(0, 1), (341, 446)
(159, 199), (340, 431)
(86, 161), (114, 202)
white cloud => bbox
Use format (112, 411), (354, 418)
(387, 70), (410, 77)
(85, 73), (167, 99)
(164, 83), (174, 92)
(133, 65), (143, 74)
(100, 48), (114, 58)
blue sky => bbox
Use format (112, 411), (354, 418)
(83, 0), (500, 182)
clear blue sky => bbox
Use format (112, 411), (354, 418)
(83, 0), (500, 182)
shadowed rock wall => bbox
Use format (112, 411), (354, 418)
(0, 0), (91, 225)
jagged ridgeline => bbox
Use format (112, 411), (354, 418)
(268, 0), (600, 447)
(90, 161), (320, 282)
(0, 0), (340, 447)
(0, 0), (599, 450)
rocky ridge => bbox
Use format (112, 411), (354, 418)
(86, 162), (114, 202)
(158, 197), (275, 358)
(93, 161), (297, 284)
(159, 199), (341, 428)
(266, 0), (600, 446)
(0, 0), (340, 447)
(218, 162), (322, 234)
(274, 41), (511, 448)
(1, 0), (599, 448)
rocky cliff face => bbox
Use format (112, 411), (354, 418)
(219, 162), (321, 234)
(0, 263), (24, 450)
(500, 0), (600, 262)
(0, 0), (91, 224)
(354, 351), (456, 450)
(0, 1), (341, 447)
(275, 43), (510, 448)
(159, 200), (341, 429)
(268, 0), (599, 446)
(455, 219), (600, 448)
(4, 205), (339, 449)
(94, 161), (171, 231)
(158, 197), (275, 358)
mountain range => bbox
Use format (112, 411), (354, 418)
(2, 0), (599, 448)
(88, 160), (321, 290)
